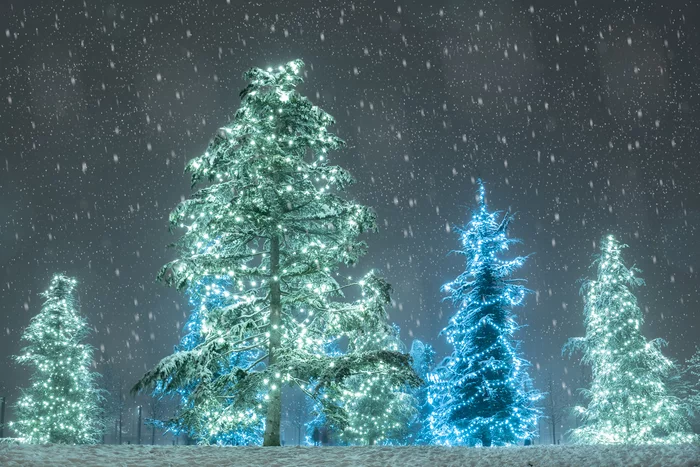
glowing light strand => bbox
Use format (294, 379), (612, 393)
(134, 59), (418, 446)
(567, 235), (695, 445)
(426, 182), (542, 447)
(10, 274), (102, 444)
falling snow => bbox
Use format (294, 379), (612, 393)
(0, 0), (699, 453)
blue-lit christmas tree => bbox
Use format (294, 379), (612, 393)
(426, 182), (542, 446)
(155, 275), (264, 445)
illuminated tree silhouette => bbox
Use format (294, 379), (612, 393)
(566, 235), (694, 444)
(12, 274), (102, 444)
(133, 60), (418, 446)
(427, 182), (541, 446)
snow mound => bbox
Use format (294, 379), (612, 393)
(0, 444), (698, 467)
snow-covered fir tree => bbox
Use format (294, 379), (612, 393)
(566, 235), (694, 444)
(335, 326), (418, 445)
(426, 182), (541, 446)
(409, 339), (435, 443)
(11, 274), (102, 444)
(133, 59), (419, 446)
(156, 276), (264, 445)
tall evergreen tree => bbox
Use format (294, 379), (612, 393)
(335, 326), (418, 445)
(566, 235), (694, 444)
(426, 182), (541, 446)
(11, 274), (102, 444)
(133, 59), (418, 446)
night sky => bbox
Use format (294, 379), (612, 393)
(1, 0), (699, 438)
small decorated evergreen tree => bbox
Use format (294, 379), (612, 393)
(11, 274), (102, 444)
(566, 235), (694, 444)
(133, 59), (419, 446)
(427, 182), (541, 446)
(336, 326), (418, 445)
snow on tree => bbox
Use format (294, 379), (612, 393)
(334, 325), (418, 445)
(410, 341), (435, 383)
(426, 182), (542, 447)
(409, 339), (435, 444)
(565, 235), (695, 444)
(132, 59), (419, 446)
(685, 349), (700, 420)
(154, 276), (264, 445)
(10, 274), (103, 444)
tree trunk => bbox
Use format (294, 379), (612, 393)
(550, 394), (556, 444)
(137, 405), (142, 445)
(0, 396), (5, 439)
(263, 234), (283, 446)
(548, 375), (557, 444)
(152, 425), (156, 445)
(481, 429), (492, 447)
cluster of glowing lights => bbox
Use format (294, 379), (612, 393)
(336, 331), (417, 446)
(10, 274), (102, 445)
(570, 236), (695, 445)
(139, 60), (409, 446)
(426, 183), (541, 446)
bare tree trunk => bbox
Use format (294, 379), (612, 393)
(118, 383), (124, 445)
(263, 234), (282, 446)
(137, 405), (142, 445)
(481, 429), (492, 447)
(548, 373), (557, 444)
(0, 396), (5, 439)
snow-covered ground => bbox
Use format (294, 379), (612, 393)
(0, 444), (699, 467)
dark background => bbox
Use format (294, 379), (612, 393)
(1, 0), (699, 442)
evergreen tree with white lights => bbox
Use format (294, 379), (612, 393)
(426, 182), (541, 446)
(336, 326), (418, 445)
(566, 235), (694, 444)
(11, 274), (102, 444)
(133, 59), (419, 446)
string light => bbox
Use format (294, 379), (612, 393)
(426, 181), (542, 447)
(568, 235), (695, 445)
(10, 274), (102, 444)
(333, 326), (418, 445)
(135, 59), (417, 446)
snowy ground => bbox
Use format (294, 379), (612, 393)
(1, 444), (699, 467)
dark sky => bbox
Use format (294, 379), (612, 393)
(1, 0), (699, 436)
